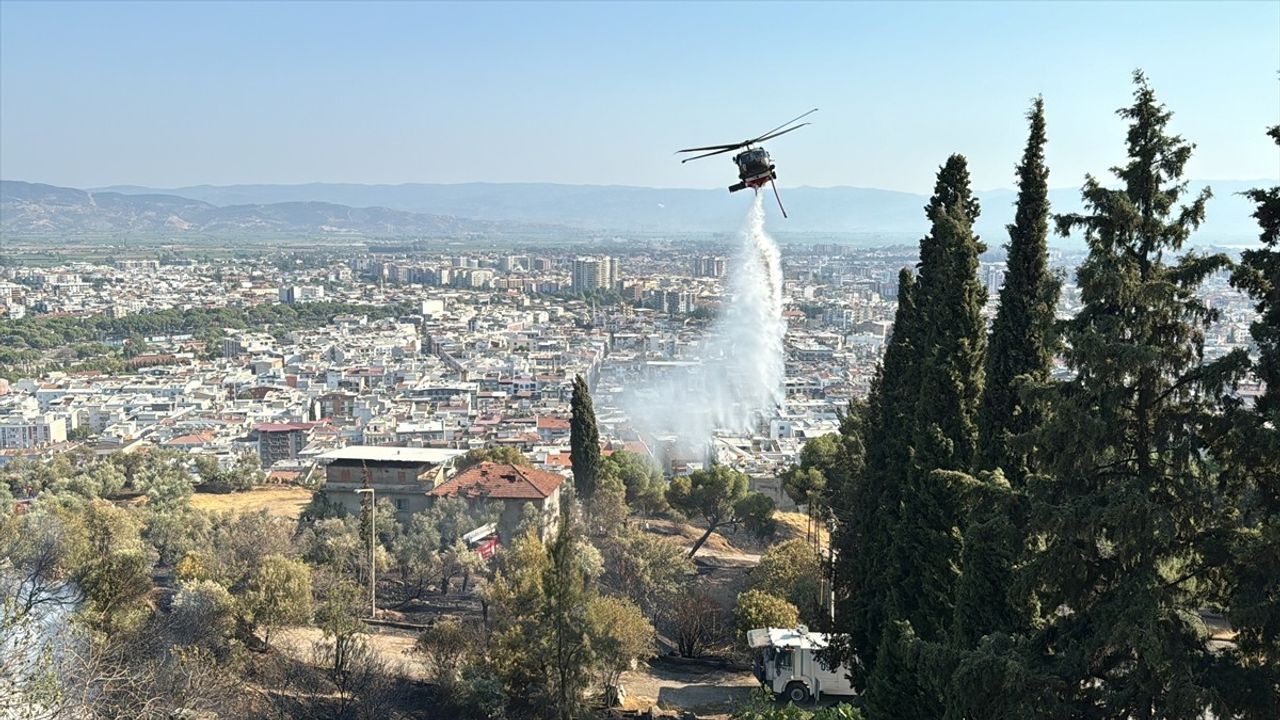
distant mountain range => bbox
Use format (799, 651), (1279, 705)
(0, 181), (553, 238)
(3, 178), (1273, 245)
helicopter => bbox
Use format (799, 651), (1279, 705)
(676, 108), (817, 218)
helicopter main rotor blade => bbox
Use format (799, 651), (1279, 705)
(753, 123), (810, 145)
(676, 141), (747, 154)
(751, 108), (818, 143)
(680, 146), (740, 163)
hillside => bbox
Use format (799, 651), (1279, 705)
(4, 178), (1271, 244)
(0, 181), (554, 237)
(92, 179), (1274, 244)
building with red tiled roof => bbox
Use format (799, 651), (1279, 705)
(428, 461), (564, 542)
(536, 415), (571, 442)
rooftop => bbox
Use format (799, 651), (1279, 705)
(319, 446), (466, 465)
(428, 461), (564, 501)
(746, 626), (831, 651)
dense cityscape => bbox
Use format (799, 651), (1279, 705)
(0, 243), (1262, 480)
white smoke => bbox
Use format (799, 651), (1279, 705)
(622, 192), (786, 458)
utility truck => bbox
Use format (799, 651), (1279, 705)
(747, 626), (857, 704)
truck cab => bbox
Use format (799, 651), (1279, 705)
(747, 626), (857, 704)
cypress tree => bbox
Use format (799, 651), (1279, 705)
(1024, 71), (1252, 718)
(913, 154), (986, 476)
(949, 98), (1056, 661)
(831, 269), (920, 686)
(948, 470), (1019, 650)
(889, 155), (986, 645)
(977, 97), (1059, 487)
(570, 374), (601, 500)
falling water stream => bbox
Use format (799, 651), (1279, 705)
(624, 191), (786, 456)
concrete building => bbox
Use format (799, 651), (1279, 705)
(571, 256), (617, 292)
(255, 421), (316, 467)
(692, 256), (726, 278)
(0, 412), (67, 449)
(318, 446), (467, 520)
(279, 285), (326, 304)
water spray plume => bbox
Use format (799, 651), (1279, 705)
(624, 192), (786, 456)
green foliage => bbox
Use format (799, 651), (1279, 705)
(388, 497), (496, 599)
(864, 621), (940, 720)
(585, 470), (628, 538)
(948, 472), (1021, 651)
(570, 375), (602, 500)
(1021, 70), (1256, 718)
(456, 446), (533, 471)
(599, 450), (668, 515)
(1222, 126), (1280, 702)
(732, 686), (865, 720)
(488, 521), (598, 719)
(750, 539), (823, 619)
(0, 300), (408, 376)
(889, 154), (987, 647)
(667, 465), (775, 558)
(586, 595), (654, 691)
(144, 505), (213, 567)
(416, 617), (481, 690)
(977, 96), (1059, 486)
(72, 500), (155, 634)
(599, 528), (694, 620)
(832, 281), (918, 681)
(171, 579), (237, 650)
(734, 590), (799, 648)
(195, 453), (264, 493)
(237, 554), (313, 646)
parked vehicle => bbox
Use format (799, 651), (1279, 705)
(747, 625), (857, 703)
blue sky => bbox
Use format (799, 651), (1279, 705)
(1, 1), (1277, 192)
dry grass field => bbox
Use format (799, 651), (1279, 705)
(773, 511), (829, 547)
(190, 486), (312, 519)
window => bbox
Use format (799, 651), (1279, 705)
(340, 469), (351, 482)
(398, 471), (407, 483)
(394, 498), (408, 511)
(776, 649), (793, 670)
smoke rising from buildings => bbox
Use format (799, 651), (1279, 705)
(623, 192), (786, 457)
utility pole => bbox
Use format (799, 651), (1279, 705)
(354, 486), (376, 618)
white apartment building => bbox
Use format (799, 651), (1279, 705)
(0, 411), (67, 449)
(571, 256), (619, 292)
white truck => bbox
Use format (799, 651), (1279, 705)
(747, 626), (857, 704)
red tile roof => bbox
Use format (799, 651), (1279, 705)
(428, 462), (563, 501)
(537, 416), (570, 430)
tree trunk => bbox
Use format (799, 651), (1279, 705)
(687, 523), (718, 559)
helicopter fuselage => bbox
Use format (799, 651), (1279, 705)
(729, 147), (776, 193)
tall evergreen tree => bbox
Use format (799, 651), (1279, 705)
(831, 270), (920, 686)
(949, 97), (1057, 660)
(543, 515), (594, 720)
(1221, 125), (1280, 716)
(912, 154), (986, 476)
(570, 374), (601, 500)
(1023, 71), (1253, 719)
(977, 97), (1059, 487)
(889, 155), (986, 645)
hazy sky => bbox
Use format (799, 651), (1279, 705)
(2, 1), (1277, 193)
